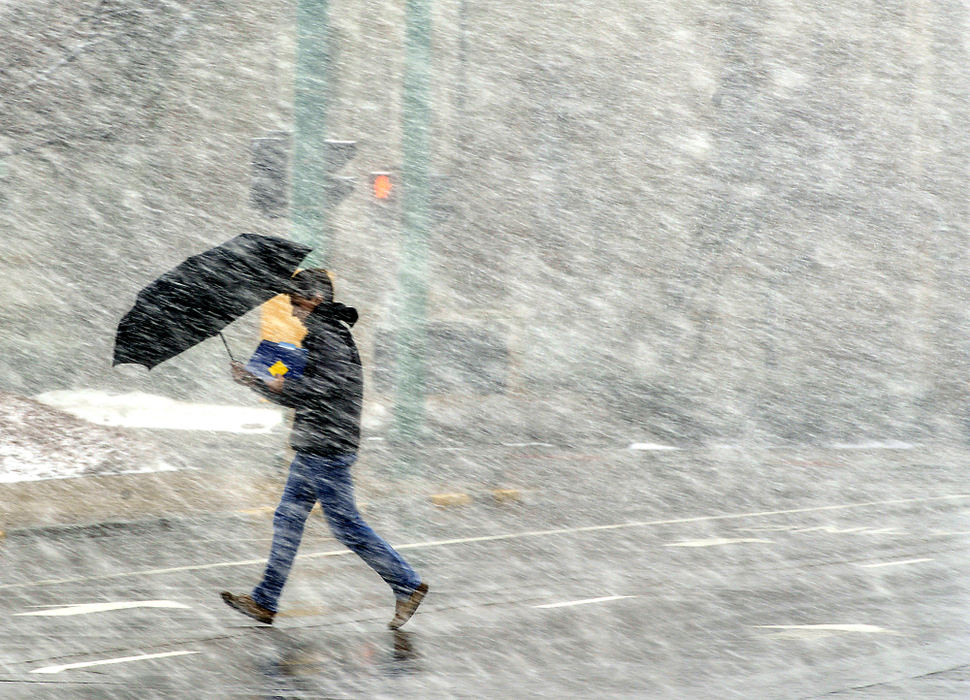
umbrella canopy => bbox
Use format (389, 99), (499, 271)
(113, 234), (311, 370)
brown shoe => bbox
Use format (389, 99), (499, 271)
(389, 582), (429, 630)
(220, 591), (275, 625)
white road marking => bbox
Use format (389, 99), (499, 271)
(741, 525), (899, 535)
(737, 525), (802, 532)
(0, 557), (273, 590)
(534, 595), (635, 609)
(2, 493), (967, 591)
(827, 441), (915, 450)
(756, 624), (898, 634)
(31, 650), (199, 674)
(859, 558), (934, 569)
(663, 537), (773, 548)
(755, 624), (900, 640)
(15, 600), (190, 617)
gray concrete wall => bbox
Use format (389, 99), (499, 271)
(3, 0), (970, 447)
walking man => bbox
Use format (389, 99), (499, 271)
(221, 269), (428, 629)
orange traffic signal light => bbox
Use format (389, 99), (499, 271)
(371, 172), (393, 200)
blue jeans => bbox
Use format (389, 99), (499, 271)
(251, 453), (421, 613)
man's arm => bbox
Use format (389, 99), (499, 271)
(256, 373), (337, 409)
(231, 361), (284, 397)
(230, 349), (342, 409)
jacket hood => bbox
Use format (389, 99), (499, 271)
(308, 302), (358, 328)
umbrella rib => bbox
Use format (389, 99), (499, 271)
(219, 332), (236, 362)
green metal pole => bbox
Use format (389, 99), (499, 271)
(393, 0), (432, 446)
(292, 0), (331, 267)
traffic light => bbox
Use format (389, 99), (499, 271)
(250, 132), (290, 218)
(369, 171), (399, 234)
(370, 171), (395, 202)
(372, 172), (394, 200)
(321, 139), (357, 209)
(252, 136), (358, 219)
(367, 171), (456, 226)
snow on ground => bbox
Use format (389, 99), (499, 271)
(627, 442), (679, 451)
(34, 390), (284, 433)
(0, 389), (283, 483)
(0, 391), (178, 483)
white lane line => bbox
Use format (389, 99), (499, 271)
(31, 650), (199, 674)
(3, 493), (968, 591)
(756, 624), (898, 634)
(15, 600), (190, 617)
(859, 558), (934, 569)
(534, 595), (635, 609)
(0, 557), (273, 590)
(384, 494), (969, 553)
(628, 442), (679, 451)
(663, 537), (773, 548)
(827, 441), (915, 450)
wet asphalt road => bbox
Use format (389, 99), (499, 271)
(2, 447), (970, 698)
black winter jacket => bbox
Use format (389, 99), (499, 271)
(255, 303), (362, 458)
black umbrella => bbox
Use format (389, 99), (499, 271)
(113, 234), (311, 370)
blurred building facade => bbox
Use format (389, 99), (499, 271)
(1, 0), (969, 446)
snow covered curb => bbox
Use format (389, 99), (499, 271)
(0, 391), (183, 484)
(0, 390), (286, 484)
(34, 390), (284, 434)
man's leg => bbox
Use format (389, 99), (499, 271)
(307, 454), (423, 599)
(250, 454), (317, 613)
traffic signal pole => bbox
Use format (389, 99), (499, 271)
(392, 0), (433, 447)
(292, 0), (332, 267)
(292, 0), (428, 452)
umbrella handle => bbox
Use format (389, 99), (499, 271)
(219, 332), (236, 362)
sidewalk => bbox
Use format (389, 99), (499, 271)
(7, 433), (969, 535)
(0, 390), (535, 533)
(5, 391), (970, 535)
(0, 430), (279, 532)
(0, 417), (530, 534)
